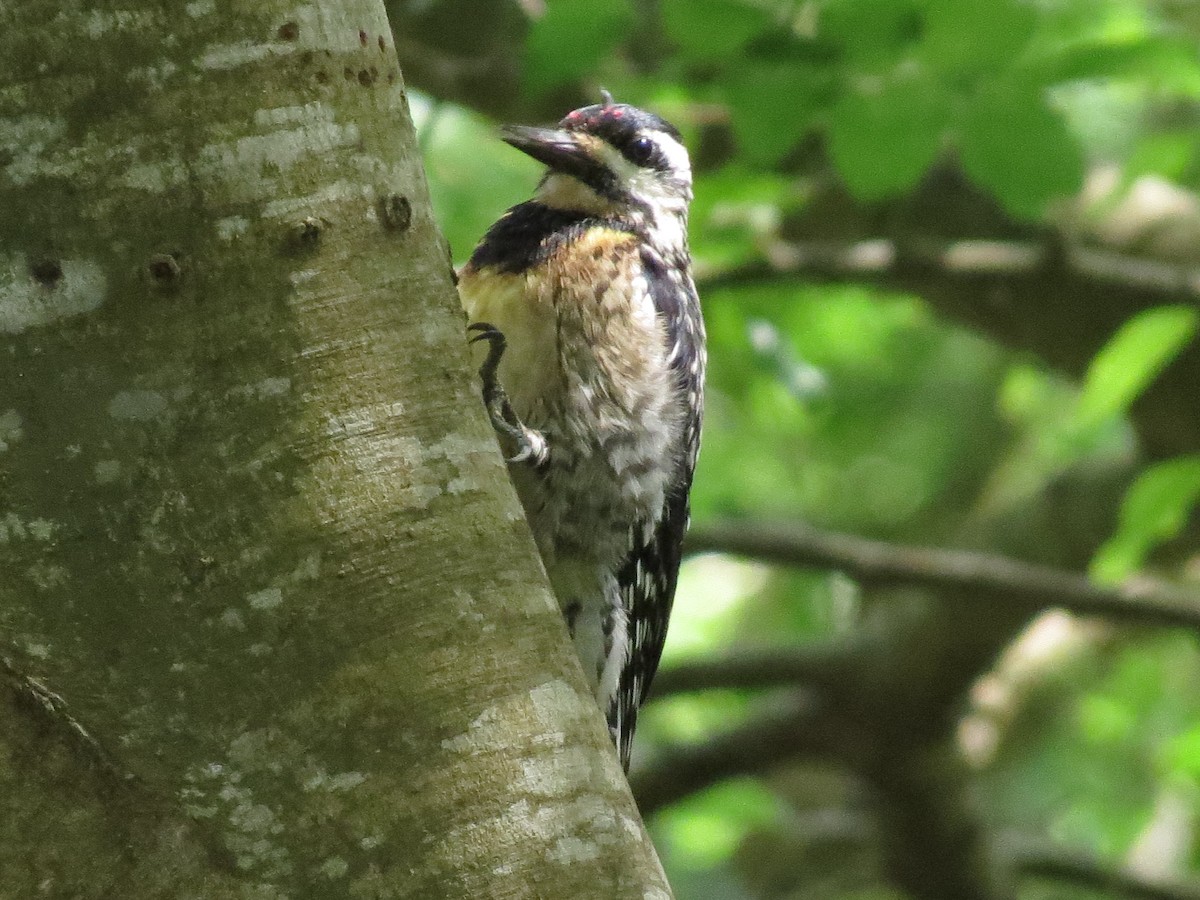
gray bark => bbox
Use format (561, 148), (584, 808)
(0, 2), (670, 897)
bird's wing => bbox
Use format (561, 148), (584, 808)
(609, 249), (705, 769)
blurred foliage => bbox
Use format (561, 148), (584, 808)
(413, 0), (1200, 896)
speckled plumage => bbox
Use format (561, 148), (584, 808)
(459, 101), (704, 768)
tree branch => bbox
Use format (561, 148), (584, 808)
(686, 521), (1200, 633)
(661, 520), (1200, 899)
(650, 640), (861, 699)
(1012, 843), (1200, 900)
(702, 237), (1200, 301)
(698, 163), (1200, 461)
(630, 694), (847, 818)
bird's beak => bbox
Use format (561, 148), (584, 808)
(501, 125), (597, 180)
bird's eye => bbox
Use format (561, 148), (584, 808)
(626, 135), (656, 166)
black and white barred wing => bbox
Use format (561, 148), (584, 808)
(610, 259), (705, 770)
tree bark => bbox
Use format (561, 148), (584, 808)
(0, 2), (669, 897)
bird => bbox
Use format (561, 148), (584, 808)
(458, 94), (705, 769)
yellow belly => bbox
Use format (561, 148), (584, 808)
(458, 268), (558, 422)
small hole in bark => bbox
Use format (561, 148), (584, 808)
(378, 35), (386, 52)
(358, 29), (368, 47)
(286, 217), (326, 255)
(147, 253), (182, 287)
(343, 67), (355, 81)
(30, 256), (63, 289)
(30, 258), (64, 288)
(277, 21), (298, 40)
(380, 195), (412, 232)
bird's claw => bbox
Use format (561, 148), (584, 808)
(506, 429), (548, 465)
(468, 322), (550, 467)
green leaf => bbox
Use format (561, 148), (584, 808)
(1092, 455), (1200, 583)
(827, 75), (948, 199)
(817, 0), (922, 71)
(1125, 131), (1198, 184)
(1077, 305), (1199, 429)
(1029, 35), (1197, 83)
(652, 780), (782, 870)
(1024, 34), (1200, 95)
(959, 87), (1085, 218)
(727, 61), (825, 165)
(1163, 725), (1200, 783)
(522, 0), (634, 93)
(1079, 694), (1137, 746)
(661, 0), (772, 61)
(916, 0), (1036, 75)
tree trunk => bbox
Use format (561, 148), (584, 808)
(0, 2), (670, 897)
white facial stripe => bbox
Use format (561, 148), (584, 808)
(596, 142), (639, 182)
(594, 133), (691, 180)
(651, 132), (691, 177)
(593, 132), (692, 205)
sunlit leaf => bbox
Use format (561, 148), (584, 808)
(651, 780), (782, 870)
(1092, 455), (1200, 582)
(1077, 305), (1199, 428)
(1079, 694), (1137, 745)
(1028, 34), (1200, 84)
(1163, 725), (1200, 782)
(1125, 130), (1199, 185)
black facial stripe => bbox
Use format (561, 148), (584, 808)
(577, 161), (622, 200)
(567, 159), (654, 213)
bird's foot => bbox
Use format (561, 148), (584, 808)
(468, 322), (550, 466)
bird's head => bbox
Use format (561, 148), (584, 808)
(502, 97), (692, 220)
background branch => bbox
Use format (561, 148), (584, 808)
(1012, 843), (1200, 900)
(630, 694), (845, 818)
(687, 521), (1200, 633)
(702, 165), (1200, 461)
(650, 640), (861, 699)
(703, 236), (1200, 302)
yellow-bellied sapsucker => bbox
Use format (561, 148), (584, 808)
(459, 97), (705, 769)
